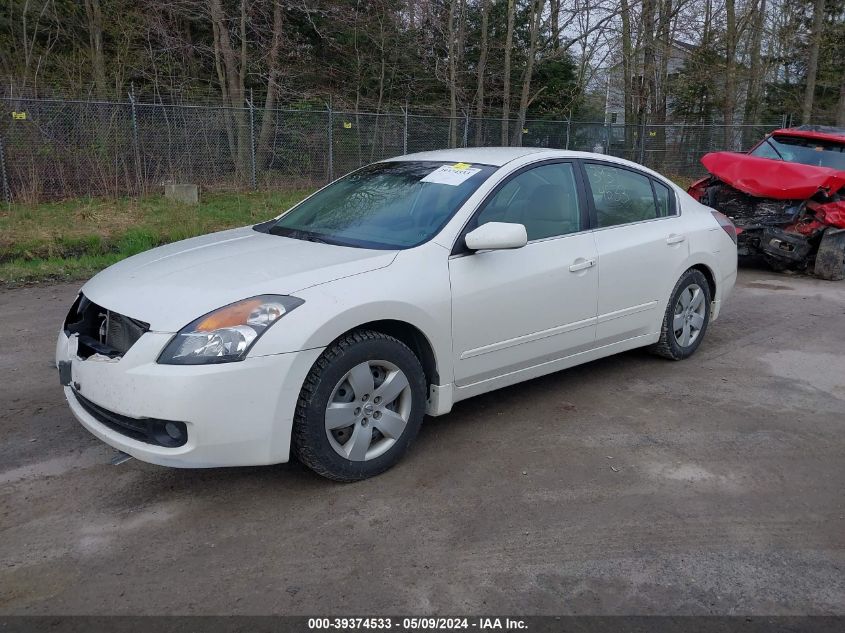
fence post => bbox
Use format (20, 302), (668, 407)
(248, 88), (257, 190)
(463, 112), (469, 148)
(327, 101), (334, 182)
(565, 119), (571, 150)
(638, 116), (647, 164)
(403, 101), (409, 155)
(0, 131), (10, 204)
(128, 83), (142, 195)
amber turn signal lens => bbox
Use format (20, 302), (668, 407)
(195, 298), (263, 331)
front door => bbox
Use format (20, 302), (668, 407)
(449, 161), (599, 387)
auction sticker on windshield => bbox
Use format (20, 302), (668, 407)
(421, 163), (481, 186)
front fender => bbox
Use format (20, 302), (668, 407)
(249, 244), (455, 385)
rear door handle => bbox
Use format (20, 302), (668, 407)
(569, 258), (596, 272)
(666, 234), (686, 245)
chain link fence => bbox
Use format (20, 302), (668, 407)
(0, 96), (783, 203)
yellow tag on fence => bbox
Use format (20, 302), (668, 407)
(12, 111), (27, 120)
(343, 121), (352, 129)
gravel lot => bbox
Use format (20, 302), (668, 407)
(1, 267), (844, 615)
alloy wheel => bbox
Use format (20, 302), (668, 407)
(673, 283), (706, 347)
(325, 360), (412, 461)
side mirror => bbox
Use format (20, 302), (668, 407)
(465, 222), (528, 252)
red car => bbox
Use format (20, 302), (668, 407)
(688, 125), (845, 279)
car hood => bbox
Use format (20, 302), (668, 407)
(81, 226), (397, 331)
(701, 152), (845, 200)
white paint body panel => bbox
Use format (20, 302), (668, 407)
(56, 148), (737, 468)
(593, 216), (690, 345)
(449, 232), (599, 386)
(81, 226), (397, 331)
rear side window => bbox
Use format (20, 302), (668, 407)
(653, 180), (674, 217)
(584, 163), (659, 228)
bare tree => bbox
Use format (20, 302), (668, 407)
(550, 0), (561, 49)
(256, 0), (284, 170)
(838, 75), (845, 127)
(448, 0), (458, 147)
(743, 0), (766, 145)
(84, 0), (107, 97)
(501, 0), (515, 146)
(641, 0), (657, 140)
(651, 0), (680, 169)
(802, 0), (826, 124)
(723, 0), (737, 146)
(474, 0), (490, 145)
(6, 0), (61, 96)
(620, 0), (634, 157)
(209, 0), (250, 177)
(512, 0), (545, 147)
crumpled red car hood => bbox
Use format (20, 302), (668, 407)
(701, 152), (845, 200)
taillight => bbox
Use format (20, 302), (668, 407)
(711, 210), (738, 245)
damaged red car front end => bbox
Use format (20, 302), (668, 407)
(687, 125), (845, 280)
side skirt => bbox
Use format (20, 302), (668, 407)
(450, 332), (660, 406)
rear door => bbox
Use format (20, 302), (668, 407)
(580, 161), (688, 345)
(449, 161), (598, 387)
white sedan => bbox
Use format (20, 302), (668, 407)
(56, 148), (738, 480)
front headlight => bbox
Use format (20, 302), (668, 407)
(157, 295), (304, 365)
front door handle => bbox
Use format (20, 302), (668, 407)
(666, 234), (686, 245)
(569, 258), (596, 272)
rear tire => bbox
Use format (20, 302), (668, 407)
(650, 269), (712, 361)
(814, 229), (845, 281)
(292, 330), (427, 482)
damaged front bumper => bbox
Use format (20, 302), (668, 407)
(55, 328), (322, 468)
(688, 148), (845, 277)
(756, 227), (814, 264)
(689, 176), (844, 273)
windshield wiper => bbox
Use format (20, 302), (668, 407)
(765, 138), (785, 161)
(268, 226), (332, 244)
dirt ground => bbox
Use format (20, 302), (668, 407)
(1, 267), (844, 615)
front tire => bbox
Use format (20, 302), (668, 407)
(814, 229), (845, 281)
(650, 269), (712, 360)
(292, 330), (427, 482)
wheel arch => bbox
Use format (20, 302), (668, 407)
(341, 319), (440, 388)
(657, 257), (720, 323)
(689, 262), (717, 299)
(294, 312), (443, 391)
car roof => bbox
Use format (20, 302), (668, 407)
(381, 147), (680, 187)
(385, 147), (558, 167)
(770, 125), (845, 144)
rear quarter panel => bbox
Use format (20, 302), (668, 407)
(681, 196), (738, 316)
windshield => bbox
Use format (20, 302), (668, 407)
(750, 134), (845, 170)
(263, 160), (498, 249)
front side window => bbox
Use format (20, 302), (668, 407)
(584, 163), (660, 228)
(265, 161), (497, 249)
(475, 162), (582, 241)
(749, 134), (845, 170)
